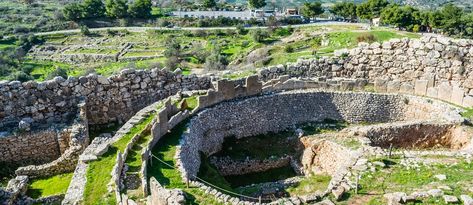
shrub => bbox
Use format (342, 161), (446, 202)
(236, 24), (247, 35)
(47, 67), (68, 80)
(158, 19), (171, 28)
(284, 45), (295, 53)
(192, 30), (207, 37)
(250, 29), (270, 43)
(106, 29), (117, 36)
(412, 25), (421, 33)
(80, 25), (91, 36)
(356, 34), (376, 43)
(118, 18), (129, 27)
(10, 71), (33, 82)
(205, 46), (228, 70)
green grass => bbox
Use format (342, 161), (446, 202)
(285, 174), (331, 196)
(357, 158), (473, 201)
(26, 172), (74, 199)
(268, 30), (420, 66)
(125, 132), (153, 173)
(461, 107), (473, 120)
(83, 113), (155, 205)
(147, 121), (225, 205)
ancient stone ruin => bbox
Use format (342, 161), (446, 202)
(1, 36), (473, 205)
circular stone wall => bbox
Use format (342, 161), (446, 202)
(178, 90), (464, 180)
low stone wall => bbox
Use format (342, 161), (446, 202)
(0, 129), (63, 166)
(210, 156), (292, 176)
(149, 177), (185, 205)
(14, 102), (89, 178)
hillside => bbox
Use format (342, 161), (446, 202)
(225, 0), (472, 9)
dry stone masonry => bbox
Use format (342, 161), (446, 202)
(2, 35), (473, 205)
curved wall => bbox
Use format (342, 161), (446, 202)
(259, 36), (473, 108)
(178, 90), (462, 179)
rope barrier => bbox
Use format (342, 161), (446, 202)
(149, 153), (272, 201)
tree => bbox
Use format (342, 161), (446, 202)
(82, 0), (106, 18)
(205, 44), (228, 70)
(106, 0), (128, 18)
(301, 2), (324, 21)
(381, 5), (418, 30)
(356, 0), (389, 21)
(202, 0), (216, 9)
(462, 13), (473, 38)
(331, 2), (357, 22)
(80, 25), (91, 36)
(439, 3), (463, 36)
(19, 0), (34, 5)
(164, 37), (182, 69)
(250, 29), (269, 43)
(248, 0), (266, 9)
(63, 3), (84, 21)
(128, 0), (152, 18)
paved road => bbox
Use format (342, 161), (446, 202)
(34, 21), (368, 36)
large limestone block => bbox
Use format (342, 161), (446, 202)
(451, 86), (465, 106)
(426, 87), (438, 98)
(438, 82), (453, 102)
(374, 79), (388, 93)
(414, 80), (429, 96)
(387, 81), (401, 93)
(216, 80), (235, 100)
(400, 83), (414, 94)
(245, 75), (262, 96)
(463, 95), (473, 107)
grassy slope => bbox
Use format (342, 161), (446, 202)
(83, 113), (155, 204)
(351, 157), (473, 204)
(286, 174), (331, 196)
(268, 30), (420, 66)
(147, 122), (225, 205)
(26, 172), (74, 198)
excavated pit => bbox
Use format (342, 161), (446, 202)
(177, 90), (471, 201)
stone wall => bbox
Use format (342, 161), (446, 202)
(0, 68), (211, 128)
(258, 36), (473, 108)
(0, 129), (62, 166)
(353, 122), (471, 150)
(178, 88), (461, 180)
(12, 102), (89, 178)
(209, 156), (292, 176)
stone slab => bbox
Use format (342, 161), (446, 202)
(438, 82), (453, 103)
(451, 86), (465, 106)
(415, 80), (429, 96)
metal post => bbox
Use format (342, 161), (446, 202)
(186, 178), (189, 189)
(388, 143), (393, 158)
(259, 196), (262, 204)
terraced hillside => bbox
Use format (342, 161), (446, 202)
(0, 25), (420, 81)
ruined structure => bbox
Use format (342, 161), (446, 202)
(1, 36), (473, 204)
